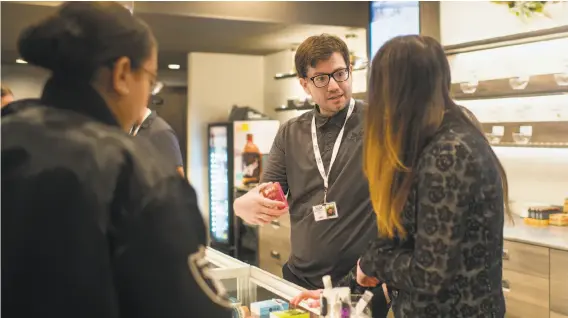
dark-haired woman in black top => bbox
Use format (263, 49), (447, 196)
(1, 2), (231, 318)
(357, 35), (510, 317)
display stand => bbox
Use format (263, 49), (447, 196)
(206, 247), (321, 317)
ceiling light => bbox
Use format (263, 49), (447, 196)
(16, 58), (27, 64)
(168, 64), (180, 70)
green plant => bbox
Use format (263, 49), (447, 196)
(492, 1), (558, 18)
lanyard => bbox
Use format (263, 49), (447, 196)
(129, 108), (152, 136)
(311, 98), (355, 203)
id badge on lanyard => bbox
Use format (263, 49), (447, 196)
(311, 99), (355, 222)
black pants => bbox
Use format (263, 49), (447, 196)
(282, 264), (390, 318)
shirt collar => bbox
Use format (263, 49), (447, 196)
(129, 109), (157, 135)
(140, 108), (155, 128)
(313, 98), (355, 129)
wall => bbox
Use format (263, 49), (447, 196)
(448, 37), (568, 83)
(1, 64), (188, 95)
(263, 50), (308, 120)
(186, 52), (265, 218)
(494, 148), (568, 211)
(158, 69), (188, 87)
(1, 64), (50, 99)
(440, 1), (568, 46)
(441, 1), (568, 208)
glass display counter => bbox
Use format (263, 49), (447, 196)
(206, 247), (321, 317)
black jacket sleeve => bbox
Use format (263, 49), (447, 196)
(111, 175), (232, 318)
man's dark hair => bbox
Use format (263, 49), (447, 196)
(1, 85), (13, 98)
(294, 34), (350, 78)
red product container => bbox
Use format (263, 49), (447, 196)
(260, 182), (288, 208)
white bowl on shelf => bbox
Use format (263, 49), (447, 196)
(554, 72), (568, 86)
(509, 76), (530, 90)
(459, 80), (478, 94)
(485, 133), (503, 145)
(512, 132), (532, 145)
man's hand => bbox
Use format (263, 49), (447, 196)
(356, 259), (380, 287)
(233, 183), (288, 225)
(290, 289), (322, 308)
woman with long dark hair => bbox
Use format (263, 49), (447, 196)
(356, 35), (511, 317)
(1, 2), (230, 317)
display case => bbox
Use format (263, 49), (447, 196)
(205, 248), (321, 317)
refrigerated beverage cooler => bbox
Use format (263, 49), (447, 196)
(208, 120), (280, 264)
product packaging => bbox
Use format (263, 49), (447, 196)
(260, 182), (289, 208)
(523, 218), (549, 226)
(550, 213), (568, 226)
(525, 205), (564, 226)
(232, 306), (251, 318)
(320, 275), (352, 317)
(242, 133), (262, 185)
(229, 296), (249, 318)
(269, 309), (310, 318)
(250, 299), (289, 318)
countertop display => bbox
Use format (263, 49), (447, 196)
(504, 215), (568, 251)
(205, 248), (321, 317)
(211, 217), (568, 318)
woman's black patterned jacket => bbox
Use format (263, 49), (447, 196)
(359, 111), (506, 318)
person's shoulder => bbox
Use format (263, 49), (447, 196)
(420, 115), (491, 168)
(354, 99), (367, 109)
(144, 113), (181, 141)
(1, 98), (41, 117)
(352, 99), (367, 120)
(4, 104), (176, 182)
(149, 113), (174, 131)
(289, 108), (315, 125)
(277, 108), (314, 132)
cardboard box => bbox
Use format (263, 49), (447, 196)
(250, 299), (289, 318)
(269, 309), (310, 318)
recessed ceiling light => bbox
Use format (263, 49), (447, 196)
(16, 58), (27, 64)
(168, 64), (180, 70)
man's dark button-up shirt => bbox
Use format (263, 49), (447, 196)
(261, 99), (377, 287)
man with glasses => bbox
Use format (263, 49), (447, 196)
(130, 81), (185, 177)
(234, 34), (390, 317)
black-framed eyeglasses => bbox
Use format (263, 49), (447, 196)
(104, 59), (164, 96)
(309, 68), (350, 88)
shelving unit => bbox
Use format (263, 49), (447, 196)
(273, 64), (368, 80)
(451, 73), (568, 100)
(274, 105), (313, 112)
(444, 25), (568, 55)
(447, 26), (568, 149)
(273, 92), (368, 113)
